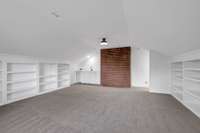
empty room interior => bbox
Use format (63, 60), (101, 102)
(0, 0), (200, 133)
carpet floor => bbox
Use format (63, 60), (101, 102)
(0, 85), (200, 133)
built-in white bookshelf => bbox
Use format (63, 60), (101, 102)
(171, 60), (200, 117)
(0, 61), (70, 105)
(6, 63), (38, 103)
(57, 64), (70, 88)
(0, 61), (2, 105)
(171, 62), (183, 101)
(39, 63), (57, 93)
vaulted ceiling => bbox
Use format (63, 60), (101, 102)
(0, 0), (200, 61)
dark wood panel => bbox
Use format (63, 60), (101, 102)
(101, 47), (131, 87)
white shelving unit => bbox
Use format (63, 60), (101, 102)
(57, 64), (70, 88)
(6, 63), (38, 103)
(171, 62), (183, 101)
(6, 62), (37, 103)
(0, 61), (71, 106)
(0, 61), (2, 105)
(171, 60), (200, 117)
(39, 63), (57, 93)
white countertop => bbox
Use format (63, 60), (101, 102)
(76, 70), (97, 73)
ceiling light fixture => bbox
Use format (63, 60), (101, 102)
(100, 38), (108, 46)
(51, 11), (60, 18)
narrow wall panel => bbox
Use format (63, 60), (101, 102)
(101, 47), (131, 87)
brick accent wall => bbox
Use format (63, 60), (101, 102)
(101, 47), (131, 87)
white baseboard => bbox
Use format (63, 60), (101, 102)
(149, 89), (170, 95)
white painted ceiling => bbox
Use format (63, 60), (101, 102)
(0, 0), (200, 61)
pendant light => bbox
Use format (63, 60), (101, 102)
(100, 38), (108, 46)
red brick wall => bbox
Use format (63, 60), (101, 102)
(101, 47), (131, 87)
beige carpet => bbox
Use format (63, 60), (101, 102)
(0, 85), (200, 133)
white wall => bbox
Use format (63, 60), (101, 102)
(77, 52), (101, 84)
(149, 51), (171, 94)
(0, 53), (67, 63)
(76, 47), (150, 87)
(131, 48), (149, 87)
(70, 63), (79, 84)
(78, 52), (100, 73)
(172, 49), (200, 62)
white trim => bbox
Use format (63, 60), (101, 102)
(149, 89), (170, 94)
(7, 70), (36, 74)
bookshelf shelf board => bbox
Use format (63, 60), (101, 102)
(7, 86), (36, 94)
(40, 81), (57, 86)
(184, 77), (200, 83)
(7, 78), (37, 84)
(7, 70), (36, 74)
(39, 74), (57, 78)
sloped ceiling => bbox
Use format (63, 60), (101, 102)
(123, 0), (200, 56)
(0, 0), (200, 61)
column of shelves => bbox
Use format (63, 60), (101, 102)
(183, 60), (200, 117)
(6, 63), (38, 103)
(39, 63), (57, 93)
(171, 62), (183, 101)
(57, 64), (70, 88)
(0, 61), (71, 105)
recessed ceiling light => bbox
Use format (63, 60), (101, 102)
(100, 38), (108, 46)
(87, 55), (91, 58)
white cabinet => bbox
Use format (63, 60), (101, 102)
(76, 71), (99, 84)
